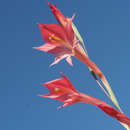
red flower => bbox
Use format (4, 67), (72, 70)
(40, 73), (130, 127)
(33, 21), (100, 75)
(39, 73), (80, 108)
(33, 20), (76, 66)
(34, 2), (102, 76)
(34, 2), (88, 66)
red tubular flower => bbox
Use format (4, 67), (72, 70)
(40, 73), (130, 127)
(34, 2), (103, 77)
(33, 21), (75, 66)
(39, 73), (80, 108)
(33, 20), (101, 74)
(34, 2), (102, 76)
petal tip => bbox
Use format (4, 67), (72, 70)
(42, 83), (46, 86)
(37, 24), (43, 28)
(38, 94), (43, 97)
(59, 72), (65, 78)
(32, 46), (38, 50)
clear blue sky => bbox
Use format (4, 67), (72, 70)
(1, 0), (130, 130)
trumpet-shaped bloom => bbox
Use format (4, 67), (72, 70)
(33, 20), (100, 74)
(40, 73), (130, 127)
(33, 18), (80, 66)
(34, 2), (103, 76)
(40, 73), (79, 108)
(34, 2), (88, 66)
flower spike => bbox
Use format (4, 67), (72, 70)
(40, 73), (130, 127)
(47, 2), (122, 113)
(34, 3), (129, 129)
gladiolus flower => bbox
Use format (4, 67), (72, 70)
(33, 20), (76, 66)
(33, 20), (101, 75)
(34, 2), (106, 81)
(34, 2), (102, 75)
(40, 73), (130, 127)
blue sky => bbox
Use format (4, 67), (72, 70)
(1, 0), (130, 130)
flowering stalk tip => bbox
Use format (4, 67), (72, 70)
(34, 2), (130, 129)
(40, 74), (130, 127)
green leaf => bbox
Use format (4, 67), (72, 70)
(72, 22), (88, 56)
(72, 23), (84, 44)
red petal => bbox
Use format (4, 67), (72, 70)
(60, 73), (78, 93)
(33, 43), (65, 54)
(66, 56), (73, 66)
(43, 78), (73, 96)
(50, 53), (72, 66)
(39, 94), (59, 99)
(38, 24), (67, 42)
(48, 2), (67, 27)
(43, 76), (76, 93)
(65, 16), (75, 43)
(57, 103), (71, 109)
